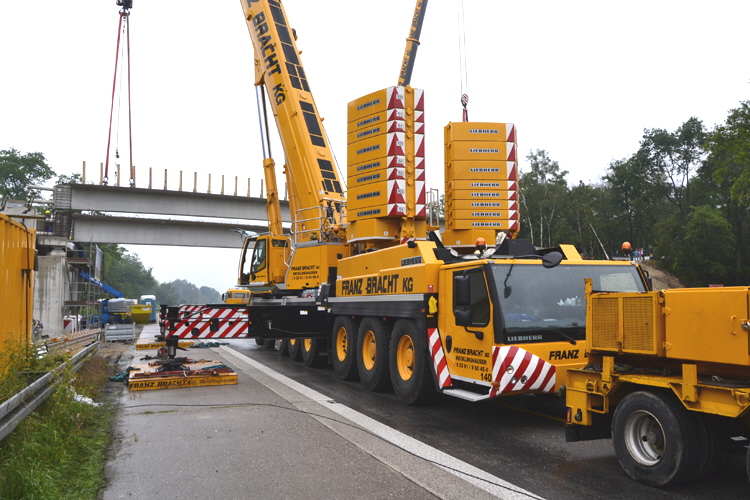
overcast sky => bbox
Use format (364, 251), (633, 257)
(2, 1), (748, 295)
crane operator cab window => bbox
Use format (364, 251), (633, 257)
(250, 238), (267, 275)
(453, 268), (491, 327)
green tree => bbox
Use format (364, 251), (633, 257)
(602, 151), (666, 252)
(0, 148), (55, 199)
(155, 279), (220, 305)
(518, 150), (569, 247)
(564, 181), (606, 258)
(704, 100), (750, 284)
(677, 206), (735, 286)
(100, 244), (158, 299)
(640, 117), (707, 221)
(56, 172), (82, 184)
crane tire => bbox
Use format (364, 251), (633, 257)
(389, 319), (436, 405)
(692, 413), (728, 481)
(331, 316), (359, 381)
(356, 317), (391, 392)
(277, 339), (290, 357)
(287, 338), (302, 361)
(302, 338), (327, 368)
(264, 339), (275, 350)
(746, 440), (750, 484)
(254, 337), (265, 346)
(612, 390), (702, 487)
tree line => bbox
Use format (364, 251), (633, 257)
(518, 101), (749, 287)
(97, 244), (221, 305)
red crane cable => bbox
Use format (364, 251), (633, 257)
(126, 13), (134, 186)
(104, 12), (124, 185)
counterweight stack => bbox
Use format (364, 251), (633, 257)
(346, 86), (427, 246)
(442, 122), (519, 247)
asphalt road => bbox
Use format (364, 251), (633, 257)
(231, 341), (749, 500)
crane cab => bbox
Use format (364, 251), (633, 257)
(238, 234), (290, 289)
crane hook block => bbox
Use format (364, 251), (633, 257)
(116, 0), (133, 10)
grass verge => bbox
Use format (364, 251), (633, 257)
(0, 344), (120, 499)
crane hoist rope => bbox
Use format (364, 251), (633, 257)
(104, 1), (134, 186)
(457, 0), (470, 121)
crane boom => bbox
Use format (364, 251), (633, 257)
(241, 0), (346, 237)
(237, 0), (348, 291)
(398, 0), (428, 86)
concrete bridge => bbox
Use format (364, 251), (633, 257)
(52, 183), (290, 248)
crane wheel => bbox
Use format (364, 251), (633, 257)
(331, 316), (359, 381)
(277, 339), (290, 357)
(612, 390), (703, 487)
(356, 318), (391, 392)
(287, 338), (302, 361)
(302, 338), (327, 368)
(692, 413), (728, 481)
(389, 319), (436, 405)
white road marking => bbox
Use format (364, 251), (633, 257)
(221, 345), (544, 500)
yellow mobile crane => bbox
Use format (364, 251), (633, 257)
(162, 0), (653, 406)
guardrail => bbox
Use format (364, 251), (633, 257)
(36, 329), (102, 356)
(0, 342), (99, 442)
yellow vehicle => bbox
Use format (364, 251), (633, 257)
(566, 281), (750, 486)
(222, 288), (250, 304)
(0, 213), (35, 374)
(165, 0), (651, 406)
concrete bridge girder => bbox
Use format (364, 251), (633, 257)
(72, 215), (269, 248)
(57, 184), (290, 221)
(53, 184), (291, 248)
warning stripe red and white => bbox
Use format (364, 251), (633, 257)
(387, 133), (406, 156)
(428, 328), (452, 388)
(489, 345), (556, 397)
(179, 305), (204, 315)
(505, 123), (516, 143)
(387, 179), (406, 203)
(414, 134), (425, 157)
(388, 203), (407, 216)
(386, 167), (405, 180)
(166, 319), (249, 339)
(413, 88), (425, 111)
(386, 120), (406, 133)
(178, 306), (248, 320)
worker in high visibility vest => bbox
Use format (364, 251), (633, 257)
(621, 241), (633, 261)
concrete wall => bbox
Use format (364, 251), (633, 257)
(33, 249), (66, 336)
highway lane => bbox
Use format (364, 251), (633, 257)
(230, 341), (748, 500)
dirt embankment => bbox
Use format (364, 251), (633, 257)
(639, 261), (686, 290)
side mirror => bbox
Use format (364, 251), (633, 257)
(642, 269), (653, 291)
(454, 275), (471, 307)
(455, 309), (472, 326)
